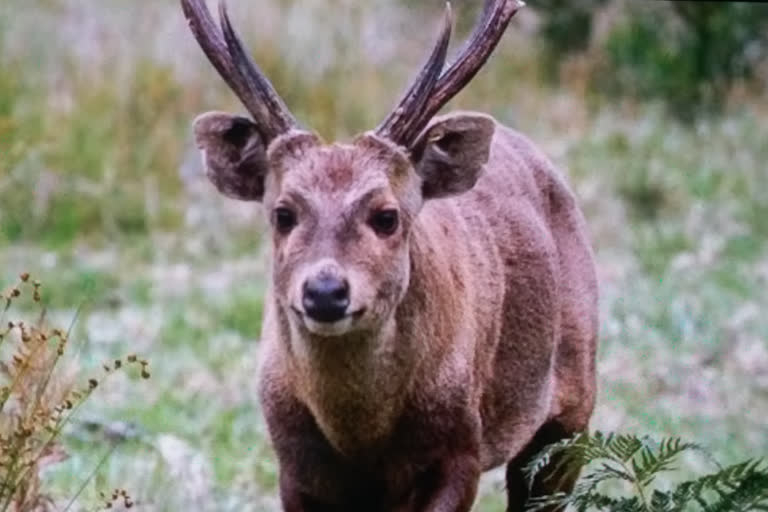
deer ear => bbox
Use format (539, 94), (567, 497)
(411, 113), (495, 200)
(193, 111), (268, 202)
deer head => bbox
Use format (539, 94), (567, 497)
(182, 0), (521, 338)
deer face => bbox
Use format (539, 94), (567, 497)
(183, 0), (516, 336)
(265, 134), (417, 337)
(194, 112), (494, 337)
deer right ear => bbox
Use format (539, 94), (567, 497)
(193, 111), (269, 202)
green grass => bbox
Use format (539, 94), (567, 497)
(2, 0), (767, 509)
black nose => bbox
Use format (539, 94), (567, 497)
(302, 275), (350, 323)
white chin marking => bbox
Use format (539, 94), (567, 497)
(303, 316), (354, 337)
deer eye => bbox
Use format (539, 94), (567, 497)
(368, 209), (399, 237)
(273, 207), (297, 234)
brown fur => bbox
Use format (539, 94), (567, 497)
(192, 107), (598, 511)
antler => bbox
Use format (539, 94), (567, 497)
(378, 0), (524, 147)
(181, 0), (298, 140)
(376, 4), (454, 145)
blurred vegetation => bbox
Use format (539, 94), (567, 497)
(0, 57), (188, 247)
(0, 0), (766, 509)
(530, 0), (608, 80)
(532, 0), (768, 119)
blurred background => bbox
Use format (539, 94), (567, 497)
(1, 0), (767, 509)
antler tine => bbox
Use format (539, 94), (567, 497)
(218, 0), (298, 138)
(182, 0), (298, 140)
(181, 0), (244, 101)
(376, 3), (454, 145)
(412, 0), (524, 139)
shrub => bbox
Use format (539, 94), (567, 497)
(600, 3), (768, 119)
(532, 1), (768, 119)
(530, 0), (608, 80)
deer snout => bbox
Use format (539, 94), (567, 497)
(302, 275), (350, 323)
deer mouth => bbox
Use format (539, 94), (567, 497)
(290, 306), (366, 336)
(290, 306), (366, 323)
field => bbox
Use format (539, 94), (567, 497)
(1, 0), (767, 510)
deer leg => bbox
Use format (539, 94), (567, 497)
(279, 474), (313, 512)
(279, 474), (347, 512)
(505, 421), (583, 512)
(405, 454), (481, 512)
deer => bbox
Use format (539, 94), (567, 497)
(181, 0), (598, 510)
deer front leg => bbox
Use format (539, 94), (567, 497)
(279, 473), (309, 512)
(409, 454), (481, 512)
(279, 473), (341, 512)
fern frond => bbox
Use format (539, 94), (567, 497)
(526, 431), (767, 512)
(523, 432), (592, 488)
(632, 437), (708, 486)
(526, 488), (647, 512)
(606, 433), (648, 463)
(674, 459), (768, 511)
(571, 495), (645, 512)
(524, 492), (570, 512)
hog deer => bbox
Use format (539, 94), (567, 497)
(182, 0), (598, 510)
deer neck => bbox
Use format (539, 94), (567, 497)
(280, 308), (420, 457)
(274, 226), (459, 457)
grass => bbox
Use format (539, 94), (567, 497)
(1, 0), (767, 510)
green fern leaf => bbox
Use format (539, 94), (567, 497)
(526, 432), (767, 512)
(672, 459), (768, 511)
(632, 437), (706, 486)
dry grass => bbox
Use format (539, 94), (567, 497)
(0, 275), (150, 511)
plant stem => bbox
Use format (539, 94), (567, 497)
(621, 457), (651, 511)
(62, 441), (118, 512)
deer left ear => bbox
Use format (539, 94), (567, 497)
(411, 113), (495, 200)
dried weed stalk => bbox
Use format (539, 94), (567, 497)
(0, 274), (150, 511)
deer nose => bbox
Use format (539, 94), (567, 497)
(302, 275), (350, 323)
